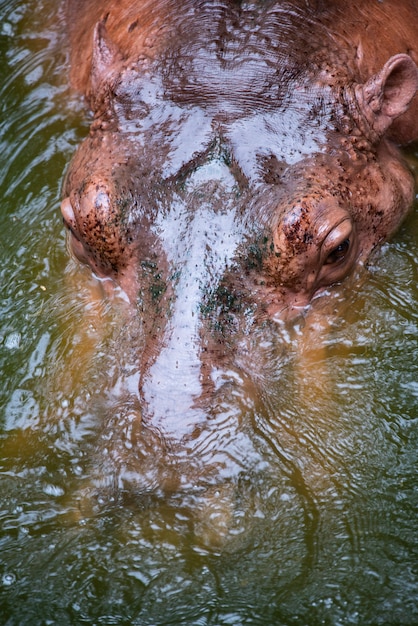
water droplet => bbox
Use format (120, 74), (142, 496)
(2, 573), (16, 586)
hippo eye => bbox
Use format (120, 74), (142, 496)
(325, 238), (350, 265)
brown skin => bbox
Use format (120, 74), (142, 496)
(62, 0), (418, 426)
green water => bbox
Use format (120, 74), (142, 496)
(1, 1), (418, 624)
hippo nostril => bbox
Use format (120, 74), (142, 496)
(61, 197), (76, 228)
(61, 197), (85, 251)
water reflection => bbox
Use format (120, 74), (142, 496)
(1, 0), (418, 624)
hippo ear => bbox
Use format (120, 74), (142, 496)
(91, 20), (123, 93)
(359, 54), (418, 136)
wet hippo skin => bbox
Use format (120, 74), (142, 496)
(61, 0), (418, 428)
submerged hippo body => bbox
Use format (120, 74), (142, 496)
(62, 0), (418, 431)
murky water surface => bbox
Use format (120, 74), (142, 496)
(1, 2), (418, 624)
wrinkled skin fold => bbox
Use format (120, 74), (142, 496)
(62, 0), (418, 435)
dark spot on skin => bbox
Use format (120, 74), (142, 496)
(259, 155), (286, 185)
(246, 243), (264, 271)
(128, 19), (139, 32)
(149, 274), (166, 302)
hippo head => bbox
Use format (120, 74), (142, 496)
(62, 32), (417, 314)
(61, 18), (418, 431)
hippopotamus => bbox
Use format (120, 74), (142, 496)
(61, 0), (418, 431)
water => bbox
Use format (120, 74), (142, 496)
(1, 1), (418, 624)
